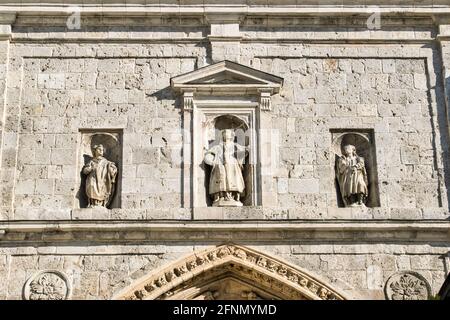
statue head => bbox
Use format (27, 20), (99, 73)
(221, 129), (235, 143)
(342, 144), (356, 157)
(92, 144), (105, 158)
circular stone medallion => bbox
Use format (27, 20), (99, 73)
(23, 270), (71, 300)
(384, 271), (431, 300)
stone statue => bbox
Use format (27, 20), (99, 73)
(204, 129), (247, 207)
(336, 144), (368, 207)
(82, 144), (118, 208)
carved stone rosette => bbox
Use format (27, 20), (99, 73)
(114, 244), (346, 300)
(384, 271), (431, 300)
(23, 270), (71, 300)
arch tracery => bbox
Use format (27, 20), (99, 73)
(113, 244), (348, 300)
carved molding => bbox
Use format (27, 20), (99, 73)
(183, 91), (195, 112)
(113, 244), (347, 300)
(384, 271), (431, 300)
(259, 90), (272, 111)
(0, 13), (16, 25)
(23, 270), (71, 300)
(3, 4), (449, 17)
(2, 221), (450, 243)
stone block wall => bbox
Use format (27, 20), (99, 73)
(0, 4), (449, 301)
(0, 38), (10, 220)
(256, 56), (446, 213)
(0, 241), (448, 300)
(0, 39), (447, 220)
(5, 43), (207, 219)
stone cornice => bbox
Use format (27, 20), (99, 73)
(434, 14), (450, 40)
(0, 12), (15, 24)
(0, 13), (15, 40)
(1, 6), (450, 17)
(437, 22), (450, 40)
(0, 220), (449, 243)
(0, 25), (11, 40)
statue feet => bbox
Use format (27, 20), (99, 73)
(213, 198), (243, 207)
(347, 202), (366, 208)
(344, 194), (367, 207)
(87, 199), (107, 208)
(212, 192), (243, 207)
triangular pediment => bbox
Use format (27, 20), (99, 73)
(171, 60), (283, 94)
(185, 70), (266, 85)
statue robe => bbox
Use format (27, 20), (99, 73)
(337, 155), (368, 202)
(83, 156), (118, 206)
(205, 142), (246, 195)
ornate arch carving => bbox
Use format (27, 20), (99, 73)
(112, 244), (348, 300)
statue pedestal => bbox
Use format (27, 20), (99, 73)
(346, 202), (366, 208)
(213, 199), (243, 207)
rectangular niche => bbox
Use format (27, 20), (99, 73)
(76, 129), (123, 209)
(331, 129), (380, 208)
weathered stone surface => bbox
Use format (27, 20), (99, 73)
(0, 2), (448, 301)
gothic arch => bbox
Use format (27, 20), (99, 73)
(112, 244), (349, 300)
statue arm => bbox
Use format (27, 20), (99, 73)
(337, 157), (347, 174)
(356, 157), (366, 170)
(204, 150), (216, 166)
(108, 162), (118, 182)
(82, 162), (93, 175)
(235, 144), (248, 166)
(235, 143), (247, 152)
(357, 157), (368, 184)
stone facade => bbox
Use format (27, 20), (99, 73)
(0, 1), (449, 300)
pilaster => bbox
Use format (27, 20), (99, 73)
(435, 16), (450, 139)
(206, 14), (242, 63)
(0, 13), (15, 219)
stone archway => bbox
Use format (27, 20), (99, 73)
(112, 244), (348, 300)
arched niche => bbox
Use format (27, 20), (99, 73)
(112, 244), (348, 301)
(331, 130), (380, 208)
(202, 114), (253, 207)
(76, 130), (122, 209)
(210, 114), (249, 145)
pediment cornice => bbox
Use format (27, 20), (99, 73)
(171, 60), (283, 93)
(171, 60), (283, 111)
